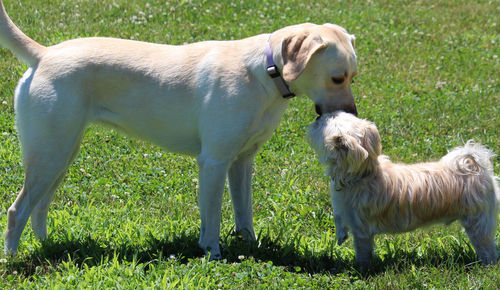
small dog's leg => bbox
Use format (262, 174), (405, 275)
(353, 233), (374, 270)
(197, 155), (230, 260)
(334, 214), (348, 245)
(461, 213), (499, 265)
(228, 153), (257, 242)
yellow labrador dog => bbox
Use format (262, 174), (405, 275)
(0, 0), (357, 259)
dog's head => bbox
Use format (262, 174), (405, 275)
(307, 111), (381, 181)
(272, 23), (357, 116)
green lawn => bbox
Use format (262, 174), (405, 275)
(1, 0), (499, 288)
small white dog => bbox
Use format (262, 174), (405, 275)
(0, 1), (358, 258)
(308, 111), (499, 268)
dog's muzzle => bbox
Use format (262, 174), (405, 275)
(315, 103), (358, 117)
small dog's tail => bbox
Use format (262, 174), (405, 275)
(442, 140), (500, 202)
(442, 140), (495, 175)
(0, 0), (46, 66)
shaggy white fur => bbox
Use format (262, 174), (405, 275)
(308, 111), (499, 268)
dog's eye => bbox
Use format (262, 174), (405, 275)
(331, 77), (345, 85)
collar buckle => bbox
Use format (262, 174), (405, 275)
(266, 35), (295, 99)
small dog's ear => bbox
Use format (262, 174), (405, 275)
(362, 123), (382, 158)
(340, 135), (370, 175)
(325, 135), (348, 151)
(343, 135), (368, 159)
(328, 134), (368, 161)
(329, 136), (347, 150)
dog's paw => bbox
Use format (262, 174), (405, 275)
(204, 248), (223, 261)
(337, 234), (348, 246)
(233, 228), (257, 242)
(336, 230), (348, 245)
(199, 242), (223, 261)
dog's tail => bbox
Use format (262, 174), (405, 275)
(0, 0), (46, 66)
(442, 140), (494, 175)
(442, 140), (500, 201)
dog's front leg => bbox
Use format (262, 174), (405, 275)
(353, 233), (374, 271)
(228, 153), (257, 242)
(334, 214), (349, 245)
(197, 155), (230, 260)
(330, 186), (348, 245)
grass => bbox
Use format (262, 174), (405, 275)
(0, 0), (499, 287)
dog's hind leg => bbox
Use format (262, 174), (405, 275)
(228, 152), (257, 242)
(461, 212), (498, 265)
(30, 139), (82, 239)
(29, 174), (65, 239)
(4, 80), (88, 255)
(4, 125), (85, 255)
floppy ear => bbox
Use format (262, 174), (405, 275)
(330, 136), (346, 150)
(281, 32), (327, 82)
(342, 135), (369, 166)
(361, 123), (382, 159)
(325, 135), (368, 161)
(324, 135), (346, 152)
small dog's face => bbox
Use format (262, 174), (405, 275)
(278, 24), (358, 116)
(308, 111), (381, 179)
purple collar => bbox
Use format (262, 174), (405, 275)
(266, 34), (295, 99)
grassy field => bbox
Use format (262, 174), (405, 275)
(1, 0), (499, 287)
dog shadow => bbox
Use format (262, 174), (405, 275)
(4, 231), (484, 278)
(6, 231), (354, 277)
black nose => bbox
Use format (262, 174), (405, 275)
(346, 103), (358, 116)
(314, 103), (358, 117)
(315, 104), (322, 116)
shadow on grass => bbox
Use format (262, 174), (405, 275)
(369, 240), (485, 273)
(4, 230), (484, 278)
(6, 231), (355, 277)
